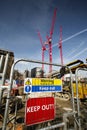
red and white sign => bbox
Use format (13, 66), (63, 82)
(25, 97), (55, 126)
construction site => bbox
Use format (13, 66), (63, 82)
(0, 46), (87, 130)
(0, 5), (87, 130)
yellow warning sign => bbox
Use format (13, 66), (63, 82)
(32, 78), (62, 86)
(25, 79), (31, 85)
(24, 78), (62, 93)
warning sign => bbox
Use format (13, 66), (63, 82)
(25, 97), (55, 126)
(25, 79), (31, 85)
(24, 78), (32, 93)
(32, 78), (62, 86)
(24, 78), (62, 93)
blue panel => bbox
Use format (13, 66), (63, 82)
(25, 86), (31, 92)
(32, 85), (62, 92)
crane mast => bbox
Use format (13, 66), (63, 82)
(58, 26), (63, 65)
(37, 31), (46, 71)
(47, 8), (57, 72)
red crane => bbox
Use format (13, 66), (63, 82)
(46, 8), (57, 72)
(37, 30), (46, 71)
(58, 26), (63, 65)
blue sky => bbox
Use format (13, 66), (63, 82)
(0, 0), (87, 71)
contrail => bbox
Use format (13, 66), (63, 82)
(52, 28), (87, 48)
(71, 48), (87, 59)
(65, 41), (85, 58)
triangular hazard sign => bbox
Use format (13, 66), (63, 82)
(25, 79), (31, 85)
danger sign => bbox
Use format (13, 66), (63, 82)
(25, 97), (55, 126)
(24, 78), (32, 93)
(24, 78), (62, 93)
(25, 79), (31, 85)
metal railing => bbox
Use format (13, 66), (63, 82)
(75, 67), (87, 130)
(2, 58), (78, 130)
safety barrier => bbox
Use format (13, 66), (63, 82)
(75, 67), (87, 130)
(2, 58), (80, 130)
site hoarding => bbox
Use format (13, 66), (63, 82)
(24, 78), (62, 93)
(25, 97), (55, 126)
